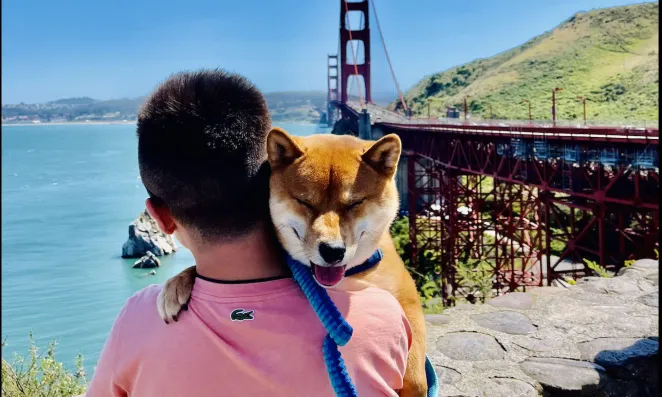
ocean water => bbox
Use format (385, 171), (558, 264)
(1, 122), (328, 372)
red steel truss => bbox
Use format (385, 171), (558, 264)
(400, 129), (658, 304)
(407, 154), (544, 304)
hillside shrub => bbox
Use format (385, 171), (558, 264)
(1, 334), (86, 397)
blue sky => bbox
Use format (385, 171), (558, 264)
(1, 0), (645, 103)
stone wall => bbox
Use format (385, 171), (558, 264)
(425, 259), (659, 397)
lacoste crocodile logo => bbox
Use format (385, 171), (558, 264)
(230, 309), (255, 322)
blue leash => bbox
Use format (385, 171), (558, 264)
(286, 255), (357, 397)
(425, 356), (439, 397)
(285, 251), (439, 397)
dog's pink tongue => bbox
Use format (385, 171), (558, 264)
(312, 264), (346, 287)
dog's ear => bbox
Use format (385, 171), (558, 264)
(362, 134), (402, 176)
(267, 127), (304, 168)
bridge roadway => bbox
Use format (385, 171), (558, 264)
(335, 101), (659, 145)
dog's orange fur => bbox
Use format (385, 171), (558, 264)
(158, 128), (427, 397)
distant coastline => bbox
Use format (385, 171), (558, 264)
(2, 120), (137, 127)
(273, 120), (329, 127)
(2, 92), (329, 127)
(2, 119), (326, 127)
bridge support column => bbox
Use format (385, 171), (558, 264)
(340, 0), (371, 104)
(358, 109), (371, 140)
(326, 54), (339, 127)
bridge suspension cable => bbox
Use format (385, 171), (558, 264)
(343, 0), (365, 107)
(369, 0), (408, 112)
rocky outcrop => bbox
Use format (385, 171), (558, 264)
(426, 259), (659, 397)
(121, 210), (177, 258)
(132, 251), (161, 269)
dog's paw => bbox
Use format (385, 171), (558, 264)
(157, 266), (196, 324)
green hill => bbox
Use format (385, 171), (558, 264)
(394, 2), (659, 123)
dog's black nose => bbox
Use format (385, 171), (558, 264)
(319, 243), (346, 265)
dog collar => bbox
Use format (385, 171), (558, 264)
(344, 249), (383, 277)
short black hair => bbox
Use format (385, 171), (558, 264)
(137, 69), (271, 241)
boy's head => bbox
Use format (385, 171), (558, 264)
(138, 69), (271, 243)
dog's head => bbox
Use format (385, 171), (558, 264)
(267, 128), (401, 288)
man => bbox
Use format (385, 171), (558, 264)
(87, 69), (411, 397)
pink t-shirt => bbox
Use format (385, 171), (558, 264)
(86, 277), (412, 397)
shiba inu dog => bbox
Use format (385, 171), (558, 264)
(157, 128), (428, 396)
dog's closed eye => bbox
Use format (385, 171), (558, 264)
(295, 197), (314, 210)
(346, 199), (365, 211)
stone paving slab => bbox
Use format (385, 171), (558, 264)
(425, 259), (659, 397)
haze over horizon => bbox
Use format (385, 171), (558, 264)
(2, 0), (648, 104)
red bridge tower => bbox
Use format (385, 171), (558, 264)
(340, 0), (371, 104)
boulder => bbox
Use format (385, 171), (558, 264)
(631, 259), (659, 270)
(133, 251), (161, 269)
(574, 276), (641, 295)
(122, 210), (177, 258)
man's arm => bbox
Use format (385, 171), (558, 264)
(85, 303), (129, 397)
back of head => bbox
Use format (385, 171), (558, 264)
(137, 69), (271, 241)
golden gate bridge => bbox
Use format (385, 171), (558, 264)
(326, 0), (659, 304)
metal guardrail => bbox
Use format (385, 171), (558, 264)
(338, 102), (659, 144)
(405, 117), (660, 130)
(381, 122), (658, 144)
(340, 101), (659, 130)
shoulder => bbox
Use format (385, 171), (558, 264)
(113, 284), (163, 330)
(108, 284), (167, 358)
(331, 285), (405, 313)
(124, 284), (162, 313)
(92, 285), (163, 374)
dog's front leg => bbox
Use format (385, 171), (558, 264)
(157, 266), (196, 324)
